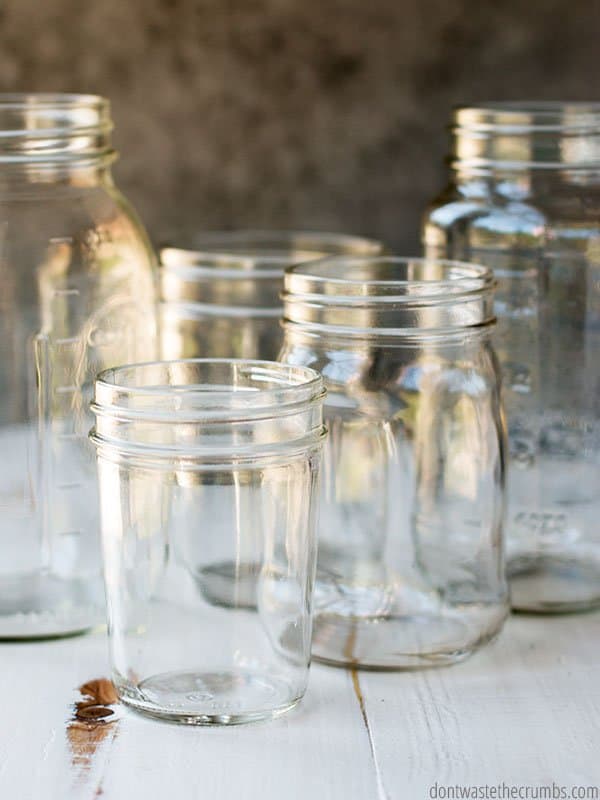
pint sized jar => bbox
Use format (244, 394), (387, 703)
(423, 103), (600, 612)
(160, 231), (382, 609)
(91, 359), (326, 724)
(280, 257), (509, 669)
(159, 230), (384, 362)
(0, 94), (157, 638)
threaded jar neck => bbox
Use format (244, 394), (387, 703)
(0, 93), (115, 167)
(451, 102), (600, 173)
(90, 359), (326, 465)
(282, 257), (495, 340)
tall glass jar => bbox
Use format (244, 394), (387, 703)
(280, 256), (508, 669)
(160, 230), (384, 363)
(423, 103), (600, 612)
(0, 94), (157, 638)
(91, 359), (325, 724)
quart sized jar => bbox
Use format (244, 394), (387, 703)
(280, 256), (509, 669)
(159, 230), (384, 363)
(0, 94), (157, 639)
(91, 359), (326, 724)
(423, 102), (600, 612)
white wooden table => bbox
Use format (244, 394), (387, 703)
(1, 612), (599, 800)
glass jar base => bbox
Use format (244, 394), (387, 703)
(0, 572), (103, 639)
(508, 553), (600, 613)
(117, 669), (303, 725)
(311, 607), (507, 670)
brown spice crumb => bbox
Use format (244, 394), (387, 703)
(75, 706), (115, 722)
(79, 678), (119, 706)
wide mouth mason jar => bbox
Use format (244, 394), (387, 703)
(280, 256), (509, 669)
(423, 102), (600, 613)
(159, 230), (384, 362)
(90, 359), (325, 724)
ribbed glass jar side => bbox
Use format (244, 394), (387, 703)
(90, 359), (326, 724)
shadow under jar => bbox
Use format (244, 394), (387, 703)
(90, 359), (326, 724)
(422, 102), (600, 613)
(0, 94), (157, 639)
(159, 230), (384, 363)
(280, 257), (509, 669)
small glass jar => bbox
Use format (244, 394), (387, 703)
(90, 359), (325, 724)
(159, 230), (384, 362)
(422, 103), (600, 612)
(280, 256), (508, 669)
(0, 94), (157, 638)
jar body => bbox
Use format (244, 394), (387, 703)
(160, 303), (282, 361)
(0, 148), (157, 634)
(423, 105), (600, 612)
(92, 359), (325, 724)
(280, 329), (508, 668)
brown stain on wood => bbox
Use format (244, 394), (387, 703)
(66, 677), (120, 788)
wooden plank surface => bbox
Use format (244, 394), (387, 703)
(0, 613), (598, 800)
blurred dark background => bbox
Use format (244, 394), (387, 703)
(2, 0), (598, 251)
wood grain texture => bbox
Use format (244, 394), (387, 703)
(359, 613), (600, 798)
(0, 614), (598, 800)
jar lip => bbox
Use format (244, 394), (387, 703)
(0, 93), (109, 110)
(453, 102), (600, 132)
(160, 230), (384, 275)
(93, 358), (325, 421)
(283, 256), (494, 301)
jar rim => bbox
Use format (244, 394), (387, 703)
(0, 93), (109, 110)
(93, 358), (325, 421)
(284, 256), (494, 299)
(160, 230), (384, 274)
(453, 102), (600, 131)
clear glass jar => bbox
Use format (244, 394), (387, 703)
(159, 230), (384, 362)
(0, 94), (157, 638)
(422, 103), (600, 612)
(280, 256), (508, 669)
(90, 359), (325, 724)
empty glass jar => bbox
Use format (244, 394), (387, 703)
(159, 230), (384, 362)
(91, 359), (326, 724)
(0, 94), (157, 638)
(280, 256), (508, 669)
(160, 231), (383, 609)
(423, 102), (600, 612)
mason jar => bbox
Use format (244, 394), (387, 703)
(422, 102), (600, 612)
(159, 230), (384, 362)
(0, 94), (157, 638)
(90, 359), (326, 724)
(280, 256), (508, 669)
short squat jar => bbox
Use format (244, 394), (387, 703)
(160, 230), (384, 362)
(280, 257), (509, 669)
(423, 103), (600, 612)
(91, 359), (325, 724)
